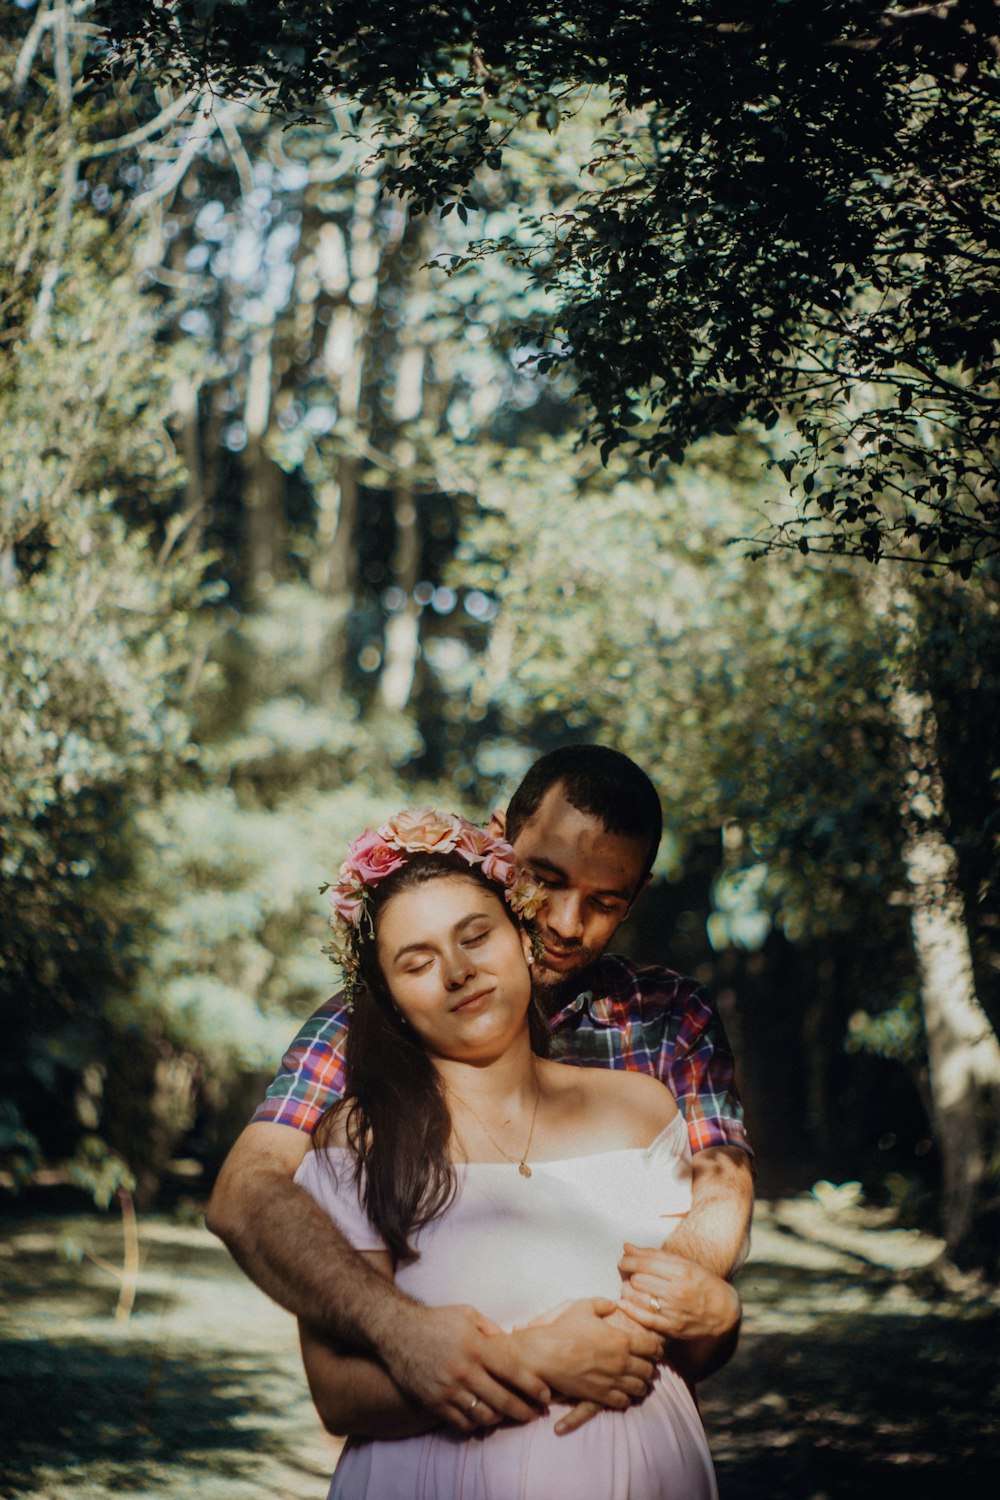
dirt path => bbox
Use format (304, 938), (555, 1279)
(2, 1198), (997, 1499)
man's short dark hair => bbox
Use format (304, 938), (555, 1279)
(506, 745), (662, 882)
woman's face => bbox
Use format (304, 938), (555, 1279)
(375, 874), (533, 1065)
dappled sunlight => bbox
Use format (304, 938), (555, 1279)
(3, 1205), (996, 1498)
(701, 1199), (999, 1497)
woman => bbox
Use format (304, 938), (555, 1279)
(295, 808), (731, 1499)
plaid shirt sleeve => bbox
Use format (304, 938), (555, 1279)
(250, 995), (350, 1133)
(656, 979), (751, 1157)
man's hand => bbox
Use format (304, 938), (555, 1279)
(378, 1300), (552, 1433)
(617, 1246), (742, 1343)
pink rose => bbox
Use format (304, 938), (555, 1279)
(379, 807), (464, 854)
(329, 883), (365, 925)
(453, 822), (493, 865)
(346, 828), (407, 883)
(480, 845), (515, 886)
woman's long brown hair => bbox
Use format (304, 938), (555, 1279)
(313, 853), (549, 1266)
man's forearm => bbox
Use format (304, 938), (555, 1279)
(667, 1144), (754, 1279)
(611, 1143), (753, 1386)
(208, 1153), (409, 1344)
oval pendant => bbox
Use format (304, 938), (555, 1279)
(518, 1161), (532, 1178)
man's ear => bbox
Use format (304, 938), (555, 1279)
(625, 872), (652, 918)
(487, 808), (506, 838)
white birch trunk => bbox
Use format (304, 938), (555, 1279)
(379, 339), (425, 712)
(889, 677), (1000, 1266)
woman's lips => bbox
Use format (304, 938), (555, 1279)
(450, 987), (494, 1013)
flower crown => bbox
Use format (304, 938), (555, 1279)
(321, 807), (547, 1006)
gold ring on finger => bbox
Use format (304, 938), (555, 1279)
(467, 1395), (480, 1415)
(649, 1294), (662, 1314)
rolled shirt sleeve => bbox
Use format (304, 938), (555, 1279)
(251, 995), (350, 1133)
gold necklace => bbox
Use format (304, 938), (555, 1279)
(450, 1071), (541, 1179)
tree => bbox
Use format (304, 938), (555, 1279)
(458, 437), (1000, 1270)
(96, 0), (1000, 570)
(0, 2), (209, 1180)
(58, 65), (570, 1183)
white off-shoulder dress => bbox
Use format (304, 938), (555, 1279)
(294, 1113), (717, 1500)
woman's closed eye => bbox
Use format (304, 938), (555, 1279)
(401, 957), (433, 975)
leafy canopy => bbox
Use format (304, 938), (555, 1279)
(96, 1), (1000, 570)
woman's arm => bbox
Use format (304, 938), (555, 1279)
(296, 1247), (431, 1439)
(211, 1127), (548, 1430)
(298, 1248), (553, 1438)
(299, 1317), (437, 1439)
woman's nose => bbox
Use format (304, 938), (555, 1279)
(443, 945), (476, 989)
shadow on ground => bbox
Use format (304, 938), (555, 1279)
(702, 1250), (1000, 1498)
(2, 1203), (998, 1498)
(0, 1212), (337, 1499)
(1, 1337), (282, 1493)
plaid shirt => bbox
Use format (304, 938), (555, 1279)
(252, 955), (750, 1157)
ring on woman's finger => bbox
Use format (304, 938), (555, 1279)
(649, 1294), (662, 1314)
(466, 1395), (481, 1415)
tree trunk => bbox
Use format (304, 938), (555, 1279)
(241, 319), (285, 599)
(306, 184), (383, 699)
(379, 339), (425, 712)
(889, 674), (1000, 1272)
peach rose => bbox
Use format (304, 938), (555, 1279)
(379, 807), (463, 854)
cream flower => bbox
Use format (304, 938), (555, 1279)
(379, 807), (464, 854)
(507, 874), (548, 922)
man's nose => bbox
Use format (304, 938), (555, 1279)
(544, 891), (584, 942)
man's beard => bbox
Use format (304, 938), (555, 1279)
(530, 933), (604, 1018)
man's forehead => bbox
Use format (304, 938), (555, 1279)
(512, 785), (648, 876)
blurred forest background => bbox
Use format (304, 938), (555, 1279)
(2, 0), (1000, 1300)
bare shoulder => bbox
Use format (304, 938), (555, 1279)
(539, 1059), (678, 1152)
(309, 1101), (352, 1151)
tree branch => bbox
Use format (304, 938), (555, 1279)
(81, 88), (199, 158)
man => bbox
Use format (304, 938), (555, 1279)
(207, 745), (753, 1434)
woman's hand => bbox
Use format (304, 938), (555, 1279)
(507, 1297), (662, 1430)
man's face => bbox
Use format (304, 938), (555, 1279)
(499, 784), (650, 1011)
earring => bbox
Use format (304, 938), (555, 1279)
(526, 953), (534, 966)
